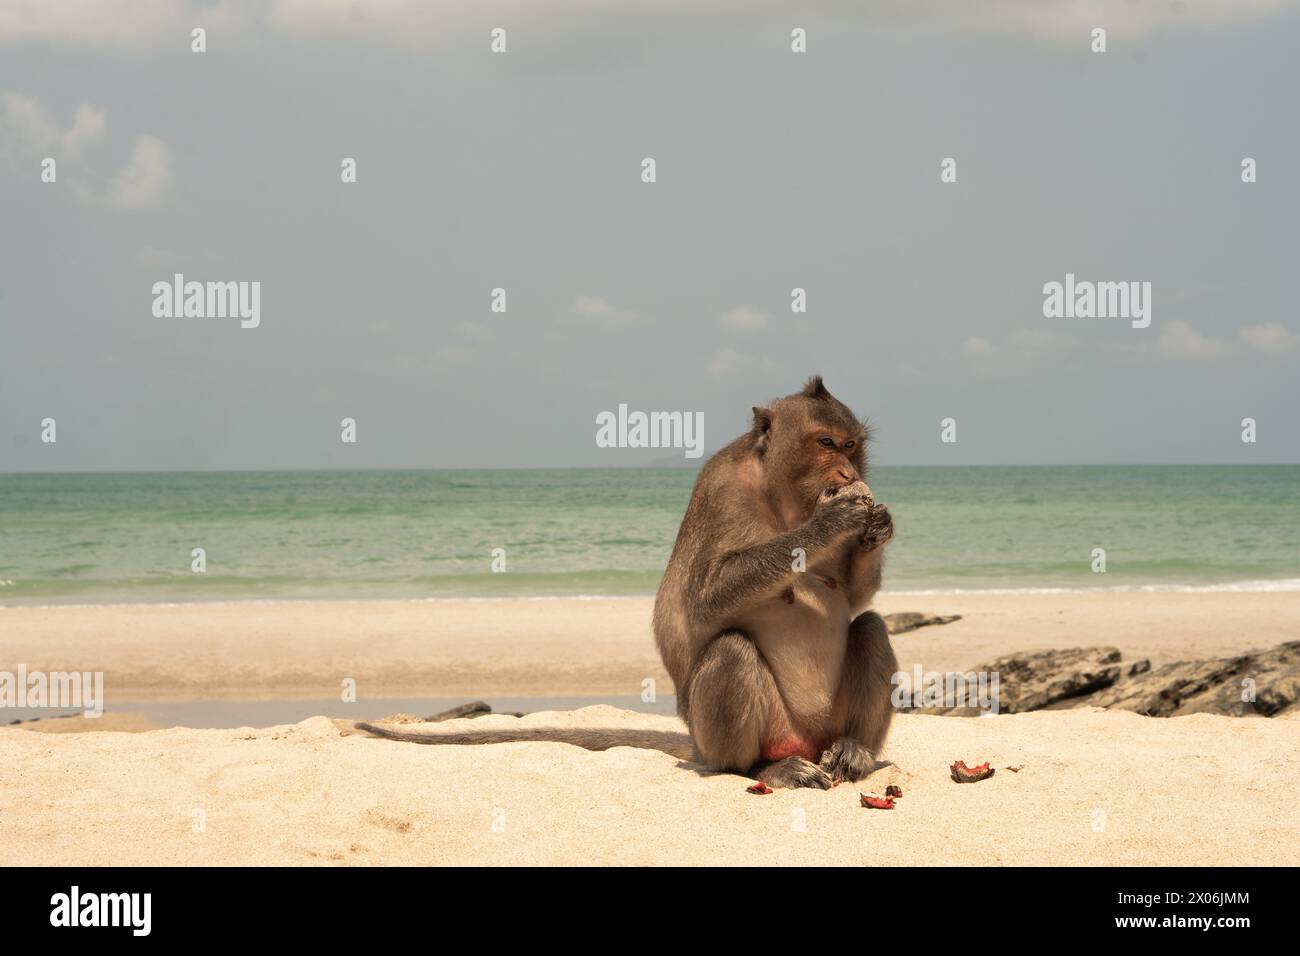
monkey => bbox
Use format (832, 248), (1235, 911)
(652, 375), (896, 789)
(355, 377), (895, 791)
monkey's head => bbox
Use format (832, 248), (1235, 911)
(751, 376), (868, 515)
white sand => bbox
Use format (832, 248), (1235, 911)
(2, 704), (1297, 866)
(3, 591), (1298, 865)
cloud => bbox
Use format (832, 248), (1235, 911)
(3, 0), (1290, 52)
(0, 0), (248, 50)
(137, 245), (179, 266)
(77, 134), (173, 209)
(435, 345), (475, 365)
(2, 92), (171, 209)
(972, 0), (1292, 42)
(962, 327), (1073, 369)
(0, 92), (103, 158)
(720, 306), (768, 332)
(428, 319), (497, 361)
(567, 295), (642, 331)
(61, 104), (106, 156)
(1238, 322), (1300, 355)
(1007, 327), (1072, 352)
(0, 92), (61, 155)
(1157, 320), (1227, 361)
(705, 347), (758, 376)
(457, 320), (496, 342)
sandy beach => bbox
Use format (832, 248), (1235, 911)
(4, 590), (1299, 702)
(1, 703), (1297, 866)
(2, 590), (1299, 865)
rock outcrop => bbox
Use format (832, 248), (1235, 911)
(909, 641), (1300, 718)
(1085, 642), (1300, 717)
(883, 612), (962, 634)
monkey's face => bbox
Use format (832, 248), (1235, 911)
(805, 424), (864, 491)
(759, 395), (867, 519)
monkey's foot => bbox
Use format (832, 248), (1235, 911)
(752, 756), (834, 790)
(819, 737), (877, 782)
(857, 504), (894, 552)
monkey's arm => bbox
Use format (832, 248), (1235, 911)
(690, 519), (854, 629)
(847, 504), (893, 613)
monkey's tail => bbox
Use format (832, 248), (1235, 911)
(354, 721), (697, 761)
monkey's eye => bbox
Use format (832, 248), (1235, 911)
(844, 440), (855, 450)
(818, 437), (835, 448)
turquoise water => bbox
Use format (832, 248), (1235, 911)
(0, 466), (1297, 605)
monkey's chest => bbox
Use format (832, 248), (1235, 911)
(742, 575), (853, 722)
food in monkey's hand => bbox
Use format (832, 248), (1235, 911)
(885, 784), (903, 798)
(747, 782), (773, 794)
(861, 794), (896, 809)
(950, 760), (995, 783)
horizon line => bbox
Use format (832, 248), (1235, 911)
(2, 461), (1297, 477)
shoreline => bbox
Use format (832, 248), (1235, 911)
(4, 574), (1300, 612)
(5, 693), (681, 733)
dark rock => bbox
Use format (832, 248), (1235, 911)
(1085, 642), (1300, 718)
(884, 612), (962, 635)
(894, 645), (1122, 716)
(980, 646), (1124, 714)
(931, 640), (1300, 718)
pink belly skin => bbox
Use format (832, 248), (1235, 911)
(760, 735), (824, 763)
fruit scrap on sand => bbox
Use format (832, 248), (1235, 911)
(746, 782), (773, 794)
(861, 794), (895, 810)
(951, 760), (995, 783)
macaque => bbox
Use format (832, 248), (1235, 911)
(652, 376), (896, 788)
(355, 377), (895, 791)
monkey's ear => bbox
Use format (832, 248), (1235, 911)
(802, 375), (830, 400)
(751, 406), (773, 453)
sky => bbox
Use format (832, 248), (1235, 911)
(1, 0), (1298, 471)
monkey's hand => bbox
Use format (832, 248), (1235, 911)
(857, 503), (894, 552)
(812, 481), (875, 539)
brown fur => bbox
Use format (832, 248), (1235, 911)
(353, 721), (697, 761)
(653, 377), (897, 787)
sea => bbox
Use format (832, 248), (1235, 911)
(1, 466), (1297, 606)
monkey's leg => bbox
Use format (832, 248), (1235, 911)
(821, 610), (898, 782)
(686, 631), (832, 789)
